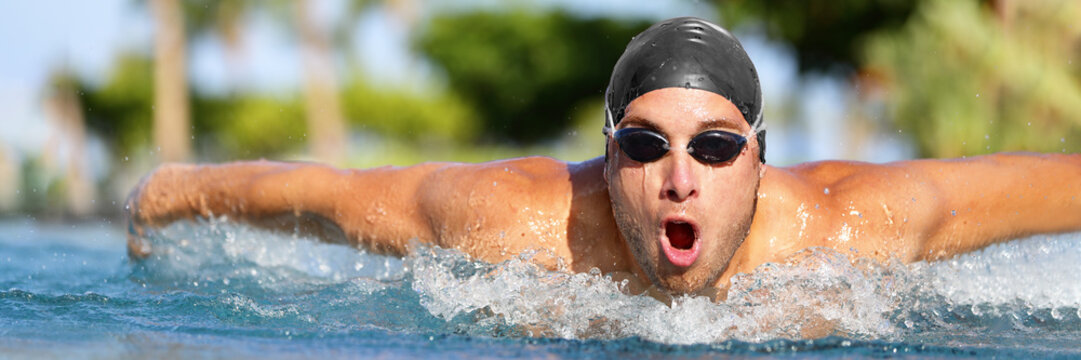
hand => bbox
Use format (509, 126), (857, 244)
(125, 168), (154, 259)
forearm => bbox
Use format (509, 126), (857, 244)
(129, 161), (327, 226)
(918, 153), (1081, 259)
(127, 160), (443, 258)
(126, 160), (352, 258)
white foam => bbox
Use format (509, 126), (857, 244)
(137, 219), (1081, 343)
(410, 246), (904, 344)
(139, 218), (404, 286)
(410, 234), (1081, 344)
(924, 233), (1081, 309)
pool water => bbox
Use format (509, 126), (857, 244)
(3, 217), (1081, 359)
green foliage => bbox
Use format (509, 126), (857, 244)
(341, 75), (478, 143)
(17, 157), (65, 215)
(182, 0), (249, 41)
(716, 0), (916, 73)
(863, 0), (1081, 157)
(76, 52), (307, 161)
(414, 11), (650, 143)
(72, 52), (490, 162)
(192, 95), (307, 160)
(78, 53), (155, 159)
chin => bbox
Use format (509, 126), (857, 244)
(653, 234), (744, 294)
(611, 200), (756, 296)
(613, 217), (748, 295)
(653, 269), (720, 294)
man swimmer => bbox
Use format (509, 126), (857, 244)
(126, 17), (1081, 299)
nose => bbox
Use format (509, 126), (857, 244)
(662, 152), (699, 202)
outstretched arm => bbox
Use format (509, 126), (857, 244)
(126, 160), (445, 258)
(908, 153), (1081, 260)
(818, 153), (1081, 262)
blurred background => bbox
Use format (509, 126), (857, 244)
(0, 0), (1079, 219)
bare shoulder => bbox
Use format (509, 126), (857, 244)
(778, 159), (939, 198)
(754, 160), (944, 261)
(748, 153), (1081, 264)
(415, 156), (581, 263)
(418, 156), (574, 203)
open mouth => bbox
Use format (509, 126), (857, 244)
(666, 221), (695, 250)
(661, 219), (700, 268)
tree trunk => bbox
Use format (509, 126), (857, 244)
(44, 74), (96, 216)
(152, 0), (192, 163)
(296, 0), (347, 165)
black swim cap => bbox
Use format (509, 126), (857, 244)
(605, 17), (766, 163)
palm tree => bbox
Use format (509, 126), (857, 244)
(44, 70), (96, 216)
(294, 0), (348, 165)
(185, 0), (249, 90)
(151, 0), (191, 162)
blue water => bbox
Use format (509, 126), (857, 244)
(3, 217), (1081, 359)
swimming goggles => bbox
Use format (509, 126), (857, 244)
(609, 127), (747, 164)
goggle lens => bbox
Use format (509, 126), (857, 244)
(613, 128), (746, 164)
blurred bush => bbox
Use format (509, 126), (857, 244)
(716, 0), (916, 73)
(864, 0), (1081, 157)
(79, 53), (155, 160)
(341, 74), (478, 144)
(414, 11), (650, 143)
(193, 95), (306, 159)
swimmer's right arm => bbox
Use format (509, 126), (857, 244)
(125, 161), (447, 258)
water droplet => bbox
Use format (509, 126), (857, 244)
(951, 210), (957, 216)
(823, 187), (830, 195)
(975, 93), (980, 97)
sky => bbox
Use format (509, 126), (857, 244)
(0, 0), (906, 167)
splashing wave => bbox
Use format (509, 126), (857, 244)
(133, 218), (1081, 346)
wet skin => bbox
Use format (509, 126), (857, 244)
(127, 87), (1081, 299)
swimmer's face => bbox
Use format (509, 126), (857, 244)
(604, 87), (762, 294)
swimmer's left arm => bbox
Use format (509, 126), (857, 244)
(898, 153), (1081, 260)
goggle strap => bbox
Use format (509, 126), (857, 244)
(603, 100), (615, 137)
(749, 110), (766, 135)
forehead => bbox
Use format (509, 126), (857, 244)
(621, 88), (748, 132)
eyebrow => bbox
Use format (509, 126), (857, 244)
(622, 116), (743, 134)
(697, 118), (743, 133)
(618, 116), (662, 132)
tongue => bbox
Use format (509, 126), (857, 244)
(666, 222), (695, 250)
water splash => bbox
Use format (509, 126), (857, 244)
(128, 219), (1081, 347)
(411, 245), (906, 344)
(408, 233), (1081, 345)
(132, 218), (404, 294)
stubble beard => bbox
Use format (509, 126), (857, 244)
(610, 185), (759, 295)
